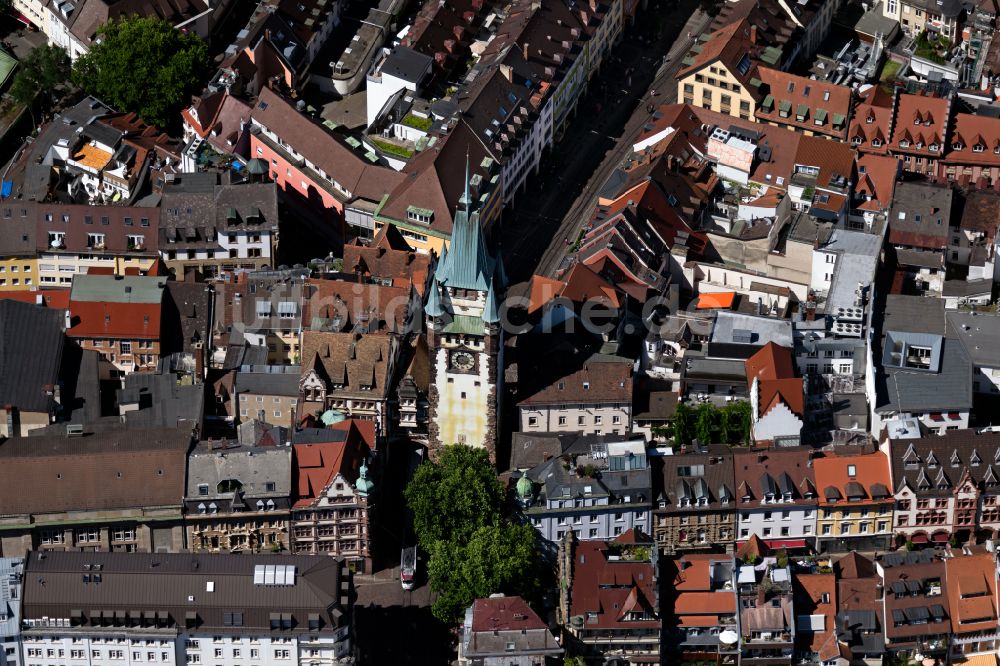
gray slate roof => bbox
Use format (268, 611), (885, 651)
(711, 311), (793, 347)
(70, 274), (167, 303)
(947, 311), (1000, 367)
(888, 430), (1000, 496)
(235, 365), (302, 397)
(185, 440), (292, 500)
(21, 550), (347, 635)
(0, 300), (65, 413)
(877, 295), (972, 414)
(380, 46), (433, 83)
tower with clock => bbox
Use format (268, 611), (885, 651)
(424, 160), (505, 461)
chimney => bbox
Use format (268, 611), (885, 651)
(523, 42), (529, 61)
(756, 584), (767, 607)
(64, 309), (72, 331)
(750, 25), (758, 44)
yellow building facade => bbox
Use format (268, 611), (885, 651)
(0, 256), (38, 291)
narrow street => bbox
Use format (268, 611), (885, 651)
(502, 0), (712, 283)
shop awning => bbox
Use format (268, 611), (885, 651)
(911, 533), (929, 544)
(932, 531), (950, 542)
(765, 538), (808, 549)
(696, 291), (735, 309)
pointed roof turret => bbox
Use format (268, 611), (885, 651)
(482, 281), (500, 324)
(426, 280), (445, 317)
(436, 154), (494, 292)
(356, 463), (374, 496)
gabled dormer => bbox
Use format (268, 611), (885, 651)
(934, 467), (950, 490)
(926, 450), (939, 468)
(950, 449), (962, 467)
(970, 449), (982, 467)
(917, 468), (932, 491)
(903, 443), (921, 468)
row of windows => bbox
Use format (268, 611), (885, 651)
(740, 525), (812, 539)
(34, 213), (150, 226)
(527, 414), (623, 426)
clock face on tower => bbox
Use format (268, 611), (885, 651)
(450, 350), (475, 372)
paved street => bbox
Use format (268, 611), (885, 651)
(502, 0), (712, 283)
(353, 573), (452, 665)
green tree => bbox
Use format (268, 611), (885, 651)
(404, 444), (503, 548)
(10, 44), (71, 122)
(729, 400), (752, 445)
(719, 404), (733, 444)
(72, 17), (207, 128)
(427, 523), (540, 623)
(672, 402), (692, 445)
(695, 402), (715, 444)
(564, 657), (588, 666)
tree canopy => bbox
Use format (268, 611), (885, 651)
(72, 17), (208, 128)
(10, 44), (71, 107)
(404, 444), (504, 547)
(426, 523), (540, 623)
(670, 400), (752, 446)
(405, 444), (543, 624)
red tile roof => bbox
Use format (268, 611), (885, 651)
(342, 225), (432, 294)
(946, 552), (998, 635)
(68, 301), (161, 340)
(755, 69), (852, 139)
(745, 343), (804, 417)
(569, 540), (659, 630)
(0, 289), (70, 309)
(471, 596), (547, 632)
(890, 93), (951, 157)
(301, 277), (411, 334)
(745, 342), (795, 381)
(794, 574), (839, 660)
(677, 19), (761, 92)
(291, 420), (373, 508)
(944, 113), (1000, 167)
(850, 102), (893, 155)
(813, 451), (892, 506)
(855, 154), (899, 212)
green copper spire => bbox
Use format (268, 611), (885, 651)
(482, 280), (500, 324)
(426, 279), (445, 317)
(355, 463), (374, 496)
(436, 152), (492, 292)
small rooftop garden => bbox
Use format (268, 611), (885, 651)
(913, 32), (951, 65)
(371, 138), (414, 159)
(400, 113), (433, 131)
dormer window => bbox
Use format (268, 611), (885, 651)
(208, 502), (218, 514)
(866, 115), (874, 124)
(899, 140), (910, 148)
(929, 143), (938, 152)
(266, 499), (275, 510)
(872, 139), (882, 147)
(198, 503), (206, 514)
(256, 500), (265, 510)
(973, 143), (986, 153)
(953, 142), (964, 150)
(847, 464), (857, 478)
(852, 136), (862, 145)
